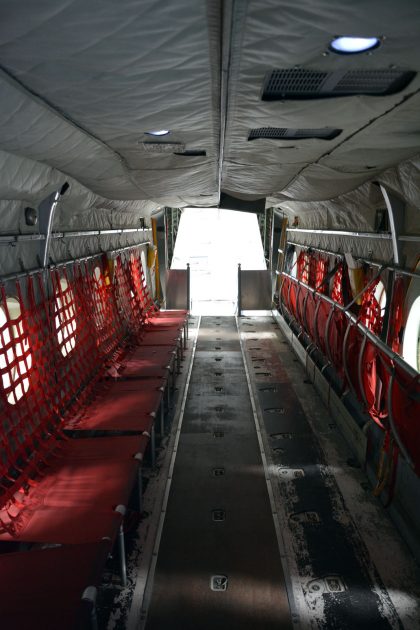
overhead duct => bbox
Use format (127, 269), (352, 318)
(219, 193), (266, 213)
(248, 127), (342, 141)
(142, 142), (185, 153)
(261, 68), (416, 100)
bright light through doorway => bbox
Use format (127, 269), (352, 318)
(171, 208), (266, 315)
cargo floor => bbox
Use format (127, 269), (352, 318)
(144, 316), (292, 630)
(138, 315), (419, 630)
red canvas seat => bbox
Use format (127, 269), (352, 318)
(0, 541), (110, 630)
(0, 436), (146, 544)
(124, 345), (176, 367)
(145, 315), (184, 327)
(113, 349), (172, 383)
(139, 329), (181, 346)
(65, 383), (164, 433)
(0, 504), (123, 545)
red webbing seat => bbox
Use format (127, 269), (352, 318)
(80, 257), (126, 360)
(344, 325), (364, 400)
(154, 309), (188, 318)
(288, 280), (298, 319)
(305, 292), (318, 342)
(315, 256), (329, 294)
(328, 310), (347, 376)
(143, 316), (184, 330)
(65, 383), (163, 433)
(389, 364), (420, 475)
(0, 435), (146, 542)
(295, 283), (307, 327)
(280, 276), (290, 313)
(0, 505), (122, 545)
(116, 345), (176, 380)
(117, 358), (171, 382)
(138, 329), (181, 346)
(51, 267), (104, 417)
(360, 341), (390, 428)
(314, 298), (331, 355)
(0, 541), (110, 630)
(128, 250), (188, 323)
(358, 279), (384, 336)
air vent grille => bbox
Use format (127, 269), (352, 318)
(262, 68), (415, 100)
(143, 142), (185, 153)
(264, 69), (327, 98)
(333, 70), (413, 94)
(248, 127), (342, 141)
(174, 149), (206, 156)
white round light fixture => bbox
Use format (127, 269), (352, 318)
(144, 129), (170, 136)
(329, 36), (381, 55)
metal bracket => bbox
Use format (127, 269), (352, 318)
(38, 182), (69, 268)
(378, 185), (405, 266)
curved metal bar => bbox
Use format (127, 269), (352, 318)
(324, 305), (335, 365)
(287, 227), (392, 239)
(313, 297), (321, 347)
(281, 271), (418, 380)
(358, 335), (369, 408)
(342, 320), (357, 396)
(286, 276), (293, 315)
(295, 282), (303, 324)
(302, 286), (311, 335)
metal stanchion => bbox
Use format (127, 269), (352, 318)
(237, 263), (242, 317)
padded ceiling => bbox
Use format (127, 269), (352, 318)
(222, 0), (420, 204)
(0, 0), (420, 225)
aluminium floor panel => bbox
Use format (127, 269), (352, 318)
(145, 316), (292, 630)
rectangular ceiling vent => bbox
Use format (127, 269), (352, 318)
(143, 142), (185, 153)
(248, 127), (342, 141)
(262, 68), (415, 100)
(173, 149), (207, 156)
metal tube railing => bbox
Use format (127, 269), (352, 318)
(279, 270), (419, 379)
(286, 241), (420, 280)
(279, 270), (418, 470)
(287, 227), (392, 239)
(0, 242), (151, 284)
(0, 227), (151, 245)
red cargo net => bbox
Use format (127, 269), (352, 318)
(315, 256), (329, 293)
(114, 254), (144, 338)
(82, 257), (125, 359)
(51, 267), (101, 416)
(129, 249), (158, 316)
(0, 274), (64, 528)
(331, 263), (345, 305)
(387, 276), (405, 353)
(359, 279), (383, 335)
(0, 286), (32, 407)
(297, 251), (310, 285)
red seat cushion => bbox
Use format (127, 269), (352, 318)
(139, 330), (181, 346)
(0, 436), (146, 543)
(0, 504), (123, 544)
(126, 346), (176, 365)
(0, 541), (110, 630)
(65, 386), (162, 432)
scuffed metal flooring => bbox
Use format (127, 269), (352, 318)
(144, 316), (292, 629)
(239, 316), (420, 630)
(114, 315), (419, 630)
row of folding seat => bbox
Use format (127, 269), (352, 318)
(0, 247), (188, 629)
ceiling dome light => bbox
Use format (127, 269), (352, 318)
(329, 36), (381, 55)
(144, 129), (170, 136)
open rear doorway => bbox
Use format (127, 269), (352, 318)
(171, 208), (266, 315)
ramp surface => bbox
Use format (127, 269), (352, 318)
(145, 316), (292, 630)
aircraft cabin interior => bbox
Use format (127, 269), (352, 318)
(0, 1), (419, 629)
